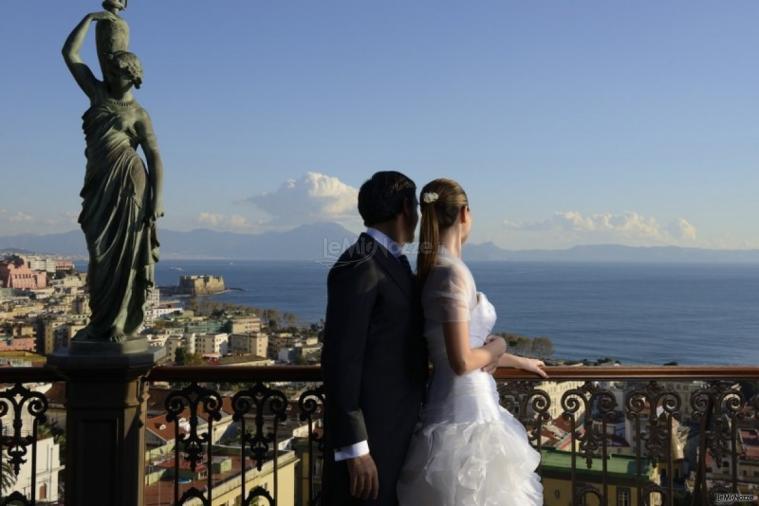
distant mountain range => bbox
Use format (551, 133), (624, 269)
(2, 223), (759, 263)
(464, 242), (759, 263)
(0, 223), (358, 261)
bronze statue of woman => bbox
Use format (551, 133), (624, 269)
(62, 8), (163, 345)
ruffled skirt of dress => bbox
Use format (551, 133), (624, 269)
(397, 406), (544, 506)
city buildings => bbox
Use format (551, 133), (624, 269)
(0, 256), (47, 290)
(228, 332), (268, 357)
(540, 447), (662, 506)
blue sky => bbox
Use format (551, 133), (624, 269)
(1, 0), (758, 249)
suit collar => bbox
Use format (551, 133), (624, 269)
(365, 227), (403, 258)
(359, 233), (413, 296)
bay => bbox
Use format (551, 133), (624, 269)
(151, 260), (759, 365)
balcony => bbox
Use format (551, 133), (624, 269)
(1, 364), (758, 505)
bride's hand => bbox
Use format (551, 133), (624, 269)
(481, 358), (498, 374)
(518, 357), (549, 378)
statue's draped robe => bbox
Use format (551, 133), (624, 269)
(78, 85), (159, 341)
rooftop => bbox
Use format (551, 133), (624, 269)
(540, 448), (655, 479)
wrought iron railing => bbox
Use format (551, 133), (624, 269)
(1, 365), (758, 505)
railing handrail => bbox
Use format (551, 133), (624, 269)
(147, 364), (759, 382)
(147, 365), (322, 382)
(3, 364), (759, 384)
(496, 364), (759, 380)
(0, 366), (64, 383)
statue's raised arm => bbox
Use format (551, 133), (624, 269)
(62, 12), (116, 99)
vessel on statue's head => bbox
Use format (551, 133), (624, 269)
(102, 0), (127, 13)
(96, 0), (130, 80)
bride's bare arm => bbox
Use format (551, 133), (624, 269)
(497, 351), (549, 378)
(443, 321), (506, 376)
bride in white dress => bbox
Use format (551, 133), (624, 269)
(397, 178), (547, 506)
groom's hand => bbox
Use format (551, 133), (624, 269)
(347, 453), (379, 500)
(482, 335), (506, 374)
(482, 358), (499, 374)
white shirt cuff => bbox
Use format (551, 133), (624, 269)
(334, 440), (370, 461)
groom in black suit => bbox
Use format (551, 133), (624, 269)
(321, 171), (429, 505)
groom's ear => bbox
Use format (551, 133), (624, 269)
(403, 197), (419, 221)
(402, 196), (413, 215)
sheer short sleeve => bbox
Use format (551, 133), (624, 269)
(422, 263), (475, 322)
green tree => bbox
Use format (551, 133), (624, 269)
(531, 336), (555, 359)
(283, 312), (298, 327)
(175, 346), (187, 365)
(174, 346), (203, 366)
(186, 352), (204, 366)
(263, 309), (281, 329)
(498, 333), (532, 355)
(1, 460), (16, 494)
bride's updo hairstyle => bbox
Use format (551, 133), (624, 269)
(417, 178), (468, 286)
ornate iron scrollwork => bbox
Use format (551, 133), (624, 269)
(691, 381), (743, 465)
(232, 383), (288, 471)
(641, 483), (666, 506)
(0, 491), (32, 506)
(561, 381), (617, 469)
(243, 486), (275, 506)
(691, 380), (744, 496)
(298, 385), (325, 448)
(497, 380), (551, 447)
(177, 487), (210, 506)
(0, 383), (48, 476)
(165, 382), (223, 472)
(625, 381), (682, 461)
(575, 484), (602, 505)
(298, 385), (326, 506)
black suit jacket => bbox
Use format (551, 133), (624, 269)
(321, 233), (428, 504)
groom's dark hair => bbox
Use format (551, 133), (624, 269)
(358, 171), (417, 226)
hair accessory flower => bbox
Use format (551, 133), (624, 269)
(422, 192), (439, 204)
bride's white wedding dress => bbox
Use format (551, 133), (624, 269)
(397, 246), (543, 505)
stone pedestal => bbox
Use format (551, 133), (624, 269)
(49, 341), (155, 506)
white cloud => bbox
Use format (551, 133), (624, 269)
(0, 209), (86, 236)
(196, 212), (259, 231)
(248, 172), (359, 227)
(504, 211), (697, 245)
(43, 211), (80, 227)
(6, 211), (34, 224)
(668, 218), (697, 241)
(227, 215), (251, 228)
(197, 212), (225, 227)
(193, 172), (360, 234)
